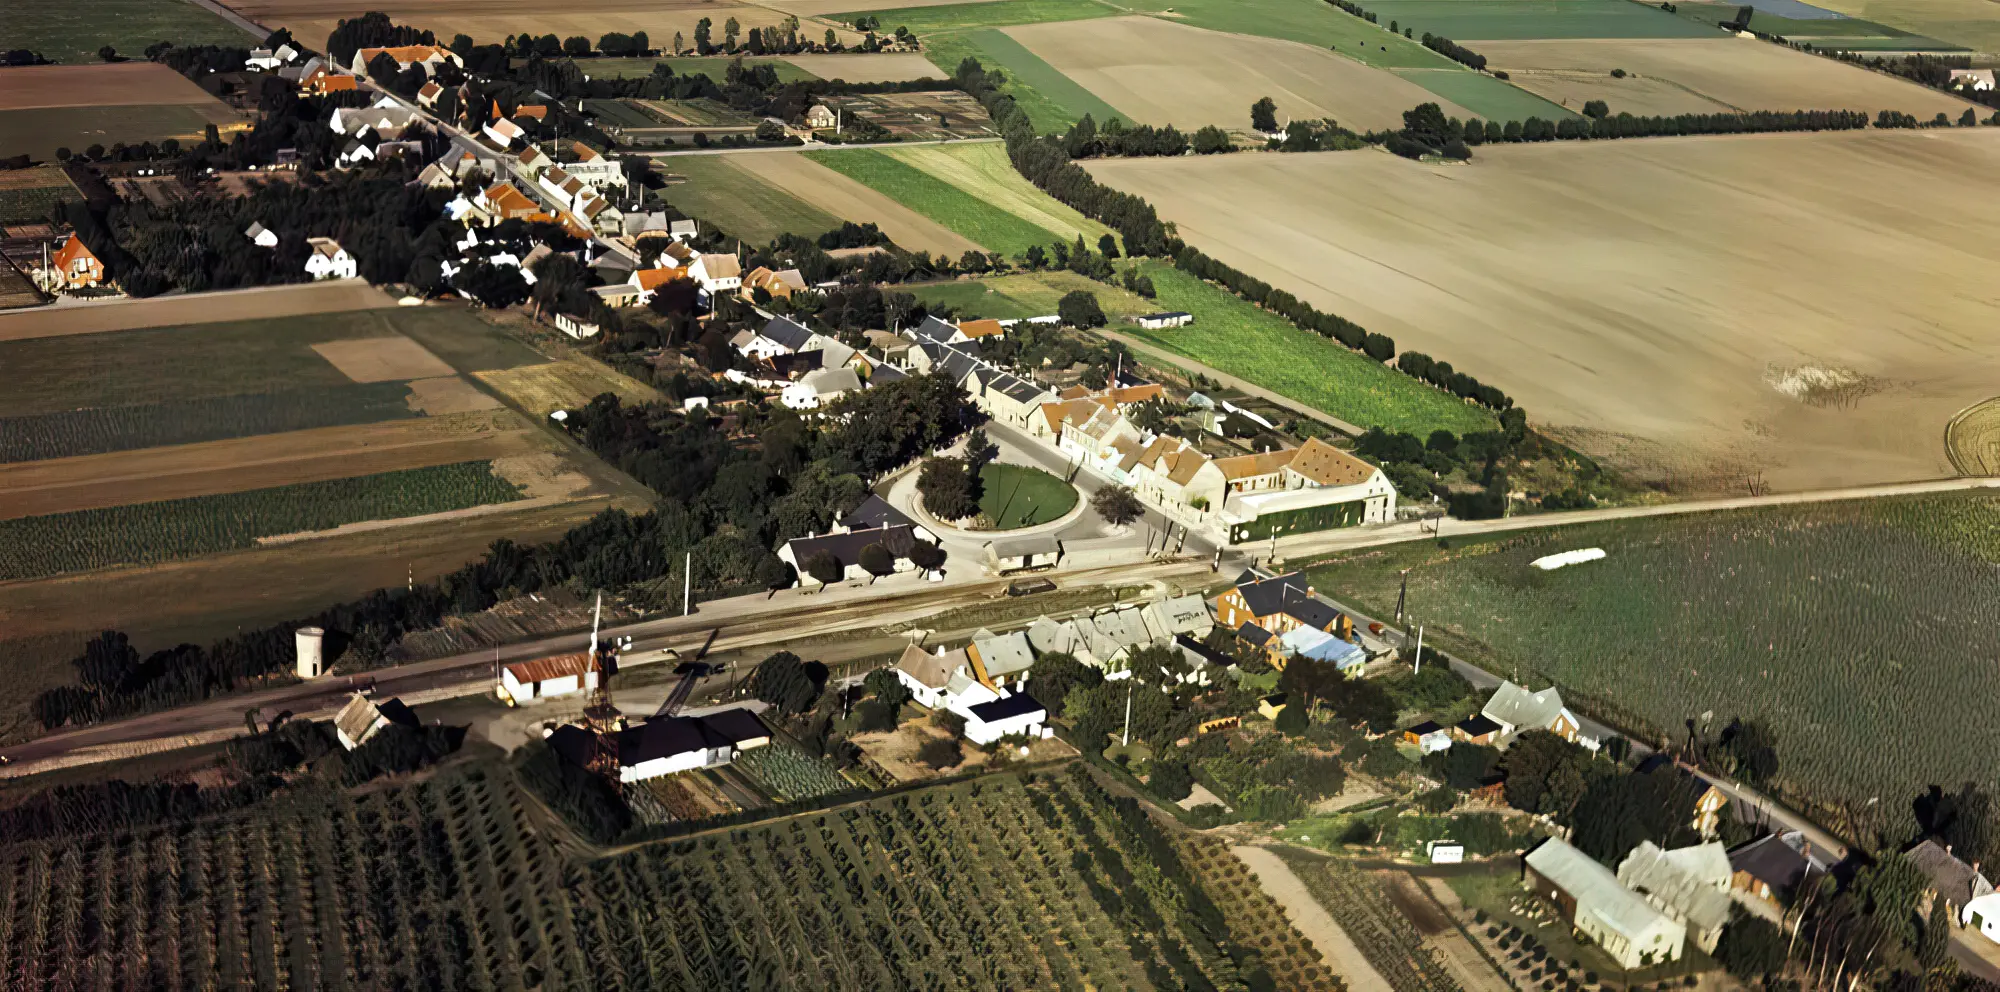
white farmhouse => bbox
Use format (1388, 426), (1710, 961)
(498, 651), (598, 704)
(952, 691), (1047, 745)
(547, 708), (769, 783)
(892, 643), (973, 710)
(1525, 837), (1687, 969)
(781, 367), (861, 410)
(304, 237), (357, 280)
(689, 253), (742, 294)
(736, 315), (818, 360)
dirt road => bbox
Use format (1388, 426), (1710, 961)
(1231, 846), (1393, 992)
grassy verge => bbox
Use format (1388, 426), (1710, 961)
(0, 461), (526, 581)
(661, 154), (844, 243)
(805, 147), (1058, 256)
(1126, 261), (1496, 435)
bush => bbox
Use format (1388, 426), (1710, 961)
(1149, 758), (1194, 801)
(917, 736), (962, 769)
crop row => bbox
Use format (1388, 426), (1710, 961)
(1294, 859), (1460, 992)
(0, 382), (419, 464)
(1178, 838), (1346, 990)
(731, 744), (857, 802)
(0, 461), (525, 581)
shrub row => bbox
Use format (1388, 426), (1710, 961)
(1421, 33), (1487, 70)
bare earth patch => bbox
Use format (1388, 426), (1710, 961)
(1088, 129), (2000, 492)
(405, 375), (502, 414)
(1231, 847), (1394, 992)
(311, 335), (456, 383)
(1477, 37), (1979, 118)
(1005, 16), (1472, 133)
(0, 62), (223, 111)
(727, 152), (983, 257)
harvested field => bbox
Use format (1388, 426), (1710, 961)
(660, 153), (844, 243)
(1090, 129), (2000, 490)
(0, 280), (394, 341)
(724, 151), (981, 255)
(228, 0), (860, 59)
(1115, 0), (1459, 69)
(911, 268), (1153, 320)
(1391, 66), (1576, 120)
(0, 411), (542, 520)
(475, 357), (665, 415)
(407, 375), (503, 414)
(0, 104), (246, 162)
(557, 56), (817, 82)
(949, 27), (1126, 128)
(1945, 396), (2000, 475)
(780, 0), (1015, 12)
(782, 52), (945, 81)
(0, 62), (224, 111)
(1, 0), (249, 66)
(1477, 36), (1982, 117)
(1800, 0), (2000, 52)
(1007, 16), (1472, 133)
(311, 334), (456, 382)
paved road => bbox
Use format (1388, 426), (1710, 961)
(1097, 328), (1364, 437)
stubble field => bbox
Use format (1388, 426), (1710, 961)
(1089, 129), (2000, 491)
(1303, 491), (2000, 839)
(1004, 16), (1473, 133)
(0, 62), (226, 111)
(1477, 37), (1982, 117)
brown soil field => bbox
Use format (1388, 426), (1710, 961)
(782, 52), (945, 82)
(726, 151), (982, 256)
(0, 62), (224, 111)
(0, 410), (546, 519)
(226, 0), (862, 56)
(311, 334), (456, 382)
(1089, 129), (2000, 492)
(1478, 37), (1980, 118)
(0, 281), (396, 341)
(0, 496), (629, 742)
(1005, 16), (1472, 134)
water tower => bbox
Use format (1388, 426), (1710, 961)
(295, 626), (326, 679)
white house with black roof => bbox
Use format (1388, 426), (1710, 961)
(844, 494), (938, 544)
(953, 691), (1047, 745)
(547, 707), (770, 783)
(736, 315), (820, 360)
(777, 523), (923, 588)
(1134, 311), (1193, 330)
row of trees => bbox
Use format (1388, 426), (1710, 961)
(1420, 32), (1487, 70)
(1060, 114), (1233, 159)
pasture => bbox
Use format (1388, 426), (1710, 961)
(1302, 492), (2000, 837)
(1089, 130), (2000, 491)
(885, 141), (1108, 239)
(1476, 37), (1982, 117)
(660, 153), (846, 244)
(0, 0), (248, 65)
(1390, 66), (1577, 120)
(0, 461), (525, 581)
(0, 762), (1338, 990)
(1355, 0), (1712, 39)
(1123, 262), (1497, 436)
(1006, 16), (1473, 133)
(705, 151), (976, 254)
(979, 463), (1077, 527)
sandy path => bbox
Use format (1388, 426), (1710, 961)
(0, 280), (397, 341)
(0, 414), (535, 519)
(1230, 846), (1393, 992)
(727, 152), (982, 258)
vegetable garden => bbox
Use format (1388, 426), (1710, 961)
(0, 759), (1334, 990)
(0, 461), (526, 580)
(731, 744), (859, 802)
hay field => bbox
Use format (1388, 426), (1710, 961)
(229, 0), (859, 55)
(662, 153), (845, 243)
(1478, 37), (1982, 117)
(0, 62), (223, 111)
(1007, 16), (1472, 133)
(804, 146), (1063, 256)
(714, 151), (978, 254)
(1089, 129), (2000, 491)
(782, 52), (944, 81)
(1, 0), (248, 65)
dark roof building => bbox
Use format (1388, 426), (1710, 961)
(1727, 831), (1829, 906)
(782, 523), (919, 569)
(1456, 715), (1502, 740)
(1230, 570), (1343, 631)
(760, 316), (816, 352)
(843, 494), (916, 532)
(969, 692), (1045, 722)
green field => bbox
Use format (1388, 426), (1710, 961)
(0, 760), (1327, 990)
(958, 28), (1130, 129)
(914, 269), (1154, 321)
(1118, 0), (1464, 69)
(1395, 67), (1580, 120)
(844, 0), (1122, 36)
(582, 98), (664, 129)
(0, 383), (421, 463)
(980, 462), (1078, 528)
(661, 154), (844, 244)
(0, 461), (525, 580)
(0, 0), (249, 64)
(806, 148), (1062, 257)
(0, 104), (238, 162)
(1304, 492), (2000, 837)
(1357, 0), (1713, 39)
(730, 743), (857, 800)
(535, 56), (820, 81)
(1127, 262), (1496, 435)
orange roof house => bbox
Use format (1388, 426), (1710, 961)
(307, 70), (357, 95)
(476, 182), (540, 222)
(954, 318), (1005, 340)
(46, 234), (104, 289)
(350, 44), (462, 77)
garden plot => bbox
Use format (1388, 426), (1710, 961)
(0, 166), (82, 225)
(474, 357), (664, 415)
(1090, 129), (2000, 491)
(1005, 16), (1472, 133)
(1476, 36), (1982, 117)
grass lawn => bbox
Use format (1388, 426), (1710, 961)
(1117, 0), (1463, 69)
(805, 148), (1061, 257)
(1395, 68), (1579, 121)
(1301, 492), (2000, 840)
(662, 154), (844, 243)
(1359, 0), (1713, 39)
(1127, 262), (1495, 436)
(0, 0), (250, 65)
(979, 462), (1077, 528)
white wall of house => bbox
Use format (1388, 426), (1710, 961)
(500, 670), (597, 704)
(895, 670), (948, 710)
(961, 708), (1045, 746)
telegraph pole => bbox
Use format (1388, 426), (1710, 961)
(682, 551), (692, 616)
(1412, 625), (1425, 674)
(1395, 568), (1409, 624)
(1121, 681), (1134, 747)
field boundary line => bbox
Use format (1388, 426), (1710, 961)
(253, 493), (599, 546)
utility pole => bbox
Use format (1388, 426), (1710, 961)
(1413, 624), (1425, 674)
(1121, 681), (1134, 748)
(1395, 568), (1409, 623)
(682, 551), (692, 616)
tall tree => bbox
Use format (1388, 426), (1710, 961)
(1250, 96), (1278, 133)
